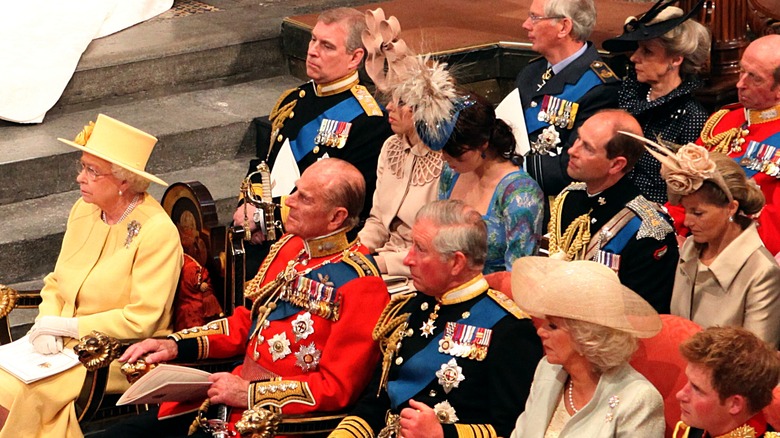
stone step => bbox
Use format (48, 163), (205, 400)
(0, 75), (301, 206)
(0, 157), (249, 287)
(45, 0), (373, 115)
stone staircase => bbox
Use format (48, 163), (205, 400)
(0, 0), (379, 325)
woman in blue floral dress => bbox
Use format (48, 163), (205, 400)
(437, 93), (544, 273)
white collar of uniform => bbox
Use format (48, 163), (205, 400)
(314, 71), (360, 97)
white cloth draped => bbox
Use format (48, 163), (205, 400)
(0, 0), (173, 124)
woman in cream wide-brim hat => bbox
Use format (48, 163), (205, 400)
(509, 256), (665, 438)
(0, 114), (183, 438)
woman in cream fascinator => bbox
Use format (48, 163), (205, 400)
(0, 114), (183, 438)
(622, 132), (780, 348)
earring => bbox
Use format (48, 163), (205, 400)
(118, 190), (123, 197)
(729, 216), (734, 223)
(481, 152), (487, 159)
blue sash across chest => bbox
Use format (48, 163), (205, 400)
(524, 70), (602, 133)
(602, 216), (641, 254)
(291, 96), (363, 161)
(386, 295), (505, 408)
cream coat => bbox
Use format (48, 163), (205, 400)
(358, 134), (441, 276)
(511, 358), (665, 438)
(671, 223), (780, 347)
(0, 194), (182, 438)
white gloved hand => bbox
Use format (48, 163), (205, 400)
(28, 316), (79, 342)
(29, 333), (64, 355)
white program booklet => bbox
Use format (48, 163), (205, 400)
(496, 88), (531, 157)
(0, 335), (80, 384)
(116, 363), (212, 406)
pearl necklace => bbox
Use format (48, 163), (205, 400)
(102, 194), (140, 224)
(645, 88), (653, 102)
(567, 378), (579, 414)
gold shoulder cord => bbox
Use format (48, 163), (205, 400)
(372, 293), (414, 395)
(700, 109), (738, 154)
(548, 190), (592, 260)
(244, 234), (295, 303)
(267, 89), (299, 161)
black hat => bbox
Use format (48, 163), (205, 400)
(602, 0), (704, 53)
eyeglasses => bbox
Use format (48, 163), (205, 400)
(527, 13), (565, 24)
(76, 160), (109, 181)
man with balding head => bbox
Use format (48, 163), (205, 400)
(547, 109), (678, 313)
(102, 158), (389, 437)
(697, 35), (780, 255)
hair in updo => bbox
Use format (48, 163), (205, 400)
(695, 153), (765, 228)
(442, 92), (521, 165)
(650, 6), (711, 76)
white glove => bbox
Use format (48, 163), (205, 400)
(30, 334), (64, 355)
(29, 316), (79, 342)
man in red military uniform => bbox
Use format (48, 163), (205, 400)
(688, 35), (780, 255)
(673, 327), (780, 438)
(101, 158), (389, 437)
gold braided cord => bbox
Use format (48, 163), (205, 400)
(372, 293), (414, 395)
(548, 190), (592, 260)
(267, 88), (298, 161)
(244, 234), (294, 302)
(700, 109), (739, 154)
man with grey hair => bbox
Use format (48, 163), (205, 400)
(98, 158), (390, 438)
(329, 200), (543, 438)
(510, 0), (620, 198)
(236, 7), (392, 277)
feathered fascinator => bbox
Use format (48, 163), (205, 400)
(619, 131), (733, 205)
(362, 8), (471, 151)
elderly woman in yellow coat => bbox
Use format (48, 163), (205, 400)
(0, 114), (183, 437)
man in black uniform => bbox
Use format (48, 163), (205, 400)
(674, 327), (780, 438)
(233, 7), (392, 276)
(510, 0), (620, 197)
(547, 109), (677, 313)
(328, 200), (543, 438)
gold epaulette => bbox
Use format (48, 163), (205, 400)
(342, 251), (380, 277)
(626, 196), (674, 241)
(672, 421), (691, 438)
(562, 181), (587, 193)
(269, 87), (299, 120)
(765, 432), (780, 437)
(351, 85), (384, 117)
(488, 289), (529, 320)
(590, 60), (620, 83)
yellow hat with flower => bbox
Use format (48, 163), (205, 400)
(58, 114), (168, 186)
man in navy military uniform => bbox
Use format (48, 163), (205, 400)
(512, 0), (620, 197)
(328, 200), (543, 438)
(547, 110), (677, 313)
(234, 7), (392, 276)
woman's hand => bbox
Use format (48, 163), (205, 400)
(118, 338), (178, 364)
(207, 372), (250, 408)
(30, 334), (64, 355)
(399, 399), (444, 438)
